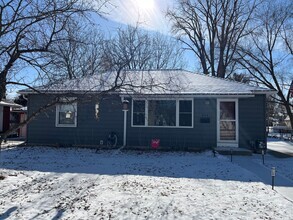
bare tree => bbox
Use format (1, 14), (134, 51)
(282, 28), (293, 55)
(150, 33), (186, 70)
(0, 0), (108, 100)
(281, 7), (293, 55)
(38, 20), (104, 81)
(167, 0), (258, 78)
(228, 73), (250, 84)
(42, 24), (185, 82)
(237, 0), (293, 128)
(100, 25), (185, 72)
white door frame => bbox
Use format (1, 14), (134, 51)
(217, 99), (239, 147)
(0, 106), (3, 132)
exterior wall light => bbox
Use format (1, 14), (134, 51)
(65, 111), (72, 119)
(122, 99), (129, 147)
(122, 100), (129, 111)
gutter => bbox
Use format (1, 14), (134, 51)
(18, 90), (275, 97)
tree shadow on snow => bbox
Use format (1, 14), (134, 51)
(0, 147), (292, 187)
(51, 209), (65, 220)
(0, 206), (18, 219)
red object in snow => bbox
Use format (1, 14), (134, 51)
(151, 139), (160, 149)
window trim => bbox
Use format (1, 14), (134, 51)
(55, 98), (77, 128)
(131, 98), (194, 128)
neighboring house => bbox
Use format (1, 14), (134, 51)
(19, 70), (275, 150)
(0, 100), (23, 136)
(284, 116), (292, 129)
(10, 107), (27, 138)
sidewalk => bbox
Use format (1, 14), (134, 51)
(233, 155), (293, 203)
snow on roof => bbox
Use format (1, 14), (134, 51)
(19, 70), (275, 96)
(0, 100), (22, 108)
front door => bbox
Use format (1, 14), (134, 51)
(217, 99), (238, 147)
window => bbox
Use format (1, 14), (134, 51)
(133, 100), (145, 125)
(179, 100), (192, 126)
(56, 98), (77, 127)
(132, 99), (193, 128)
(148, 100), (176, 126)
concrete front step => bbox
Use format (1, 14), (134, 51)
(216, 147), (252, 156)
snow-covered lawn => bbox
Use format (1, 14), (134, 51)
(259, 156), (293, 182)
(265, 139), (293, 181)
(0, 147), (292, 219)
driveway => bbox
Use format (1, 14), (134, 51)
(267, 138), (293, 157)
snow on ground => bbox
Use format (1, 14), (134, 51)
(0, 147), (292, 220)
(257, 155), (293, 182)
(267, 138), (293, 156)
(265, 139), (293, 181)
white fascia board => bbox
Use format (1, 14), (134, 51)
(121, 94), (256, 99)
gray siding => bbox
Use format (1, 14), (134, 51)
(238, 95), (266, 148)
(126, 98), (217, 149)
(27, 94), (124, 146)
(27, 94), (266, 150)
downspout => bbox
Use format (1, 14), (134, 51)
(123, 110), (127, 146)
(121, 97), (129, 147)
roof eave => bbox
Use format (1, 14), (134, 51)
(252, 90), (277, 95)
(19, 89), (277, 96)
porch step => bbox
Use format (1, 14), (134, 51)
(216, 147), (252, 156)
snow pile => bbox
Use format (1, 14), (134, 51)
(0, 147), (292, 219)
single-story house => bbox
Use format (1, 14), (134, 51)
(19, 70), (275, 150)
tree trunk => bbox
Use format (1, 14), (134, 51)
(0, 74), (7, 100)
(217, 55), (226, 78)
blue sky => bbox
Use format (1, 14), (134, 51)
(95, 0), (197, 70)
(100, 0), (174, 34)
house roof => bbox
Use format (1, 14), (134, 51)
(19, 70), (275, 96)
(0, 100), (22, 108)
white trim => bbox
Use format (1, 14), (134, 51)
(217, 98), (239, 147)
(123, 110), (128, 146)
(122, 94), (257, 98)
(55, 99), (77, 128)
(176, 100), (179, 127)
(121, 97), (128, 146)
(0, 106), (3, 132)
(131, 98), (194, 128)
(0, 101), (22, 108)
(191, 99), (194, 128)
(145, 99), (148, 126)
